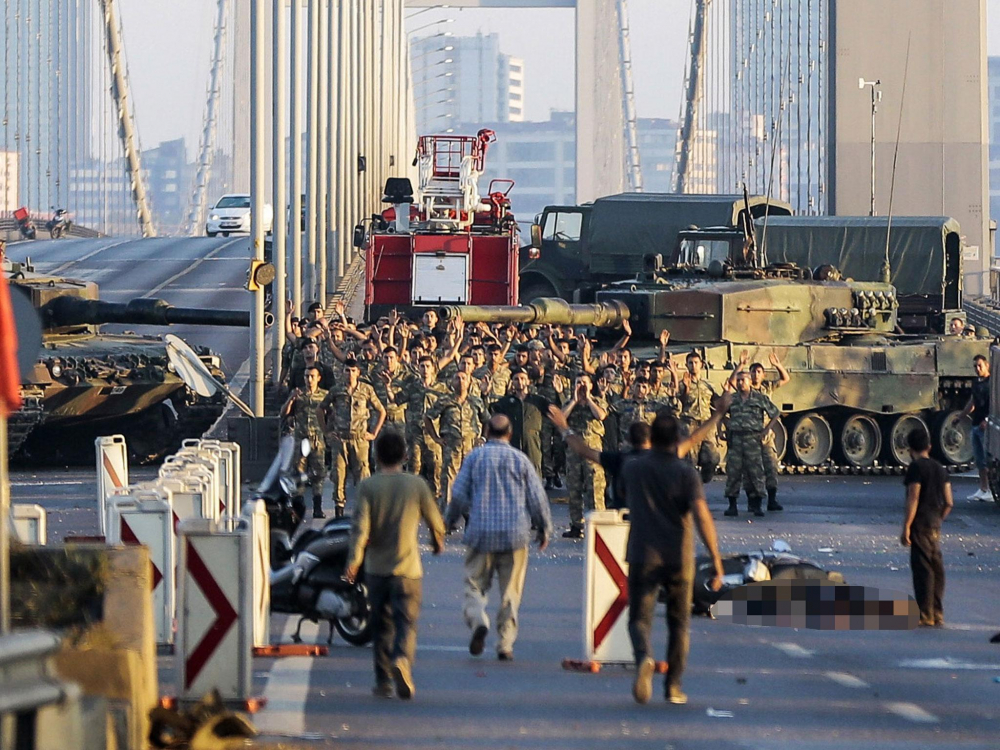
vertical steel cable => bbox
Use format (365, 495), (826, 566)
(3, 0), (10, 216)
(816, 0), (824, 211)
(23, 0), (31, 213)
(33, 0), (41, 213)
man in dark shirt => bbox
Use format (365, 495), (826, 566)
(490, 369), (549, 478)
(901, 428), (953, 627)
(288, 339), (336, 390)
(620, 414), (725, 706)
(962, 354), (991, 501)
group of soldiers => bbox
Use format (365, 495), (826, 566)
(278, 302), (790, 530)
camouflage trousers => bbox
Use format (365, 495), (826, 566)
(566, 449), (606, 527)
(725, 432), (766, 500)
(750, 435), (780, 493)
(408, 427), (443, 498)
(294, 432), (326, 496)
(541, 418), (566, 480)
(328, 435), (371, 508)
(439, 436), (475, 512)
(683, 420), (721, 484)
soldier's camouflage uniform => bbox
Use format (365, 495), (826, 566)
(473, 364), (511, 407)
(679, 376), (721, 483)
(649, 380), (681, 417)
(724, 390), (780, 506)
(750, 379), (781, 495)
(321, 382), (384, 510)
(403, 376), (449, 497)
(284, 387), (328, 497)
(565, 395), (608, 527)
(424, 391), (485, 510)
(534, 369), (567, 483)
(611, 397), (657, 448)
(370, 364), (409, 435)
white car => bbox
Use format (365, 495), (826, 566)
(206, 194), (273, 236)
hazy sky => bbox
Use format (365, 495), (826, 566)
(120, 0), (1000, 155)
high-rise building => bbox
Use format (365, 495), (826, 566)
(412, 33), (524, 134)
(987, 57), (1000, 226)
(144, 139), (193, 236)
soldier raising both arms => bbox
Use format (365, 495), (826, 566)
(723, 371), (781, 518)
(678, 350), (722, 483)
(423, 370), (487, 511)
(280, 365), (328, 521)
(561, 373), (608, 539)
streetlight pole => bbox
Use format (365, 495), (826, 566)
(316, 0), (329, 304)
(249, 0), (266, 414)
(305, 0), (320, 303)
(290, 0), (303, 315)
(271, 0), (287, 380)
(859, 77), (881, 217)
(326, 0), (338, 291)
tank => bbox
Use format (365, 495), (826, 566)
(444, 258), (988, 474)
(6, 257), (249, 464)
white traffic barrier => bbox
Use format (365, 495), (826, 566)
(157, 469), (217, 524)
(113, 490), (176, 646)
(176, 519), (254, 705)
(201, 440), (242, 517)
(10, 503), (47, 545)
(160, 459), (219, 520)
(582, 510), (633, 665)
(178, 444), (231, 519)
(239, 500), (271, 648)
(95, 435), (129, 537)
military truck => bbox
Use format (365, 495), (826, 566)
(519, 193), (792, 304)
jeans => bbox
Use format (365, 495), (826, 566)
(627, 561), (694, 691)
(972, 423), (986, 470)
(367, 575), (423, 688)
(910, 527), (945, 624)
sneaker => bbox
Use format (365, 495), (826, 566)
(372, 683), (393, 699)
(469, 625), (488, 656)
(632, 656), (655, 705)
(978, 489), (993, 502)
(497, 651), (514, 662)
(562, 525), (584, 539)
(392, 656), (414, 700)
(666, 685), (688, 705)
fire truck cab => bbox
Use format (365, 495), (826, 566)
(361, 129), (520, 322)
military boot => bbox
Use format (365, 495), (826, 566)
(723, 497), (738, 517)
(767, 488), (783, 512)
(748, 496), (765, 517)
(334, 505), (345, 519)
(312, 495), (326, 519)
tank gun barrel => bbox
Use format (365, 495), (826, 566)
(439, 298), (630, 328)
(42, 296), (250, 329)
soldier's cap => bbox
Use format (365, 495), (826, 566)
(525, 324), (541, 331)
(964, 324), (977, 334)
(526, 340), (546, 351)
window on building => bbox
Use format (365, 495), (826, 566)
(165, 170), (178, 179)
(509, 92), (522, 102)
(542, 211), (583, 242)
(507, 142), (555, 162)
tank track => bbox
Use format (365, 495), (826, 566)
(776, 461), (973, 477)
(6, 395), (44, 457)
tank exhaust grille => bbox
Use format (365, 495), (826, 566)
(872, 351), (888, 372)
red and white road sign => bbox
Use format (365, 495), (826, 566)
(583, 510), (633, 664)
(241, 500), (271, 648)
(118, 498), (175, 646)
(96, 435), (128, 536)
(177, 522), (252, 702)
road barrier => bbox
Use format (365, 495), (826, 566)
(176, 518), (260, 710)
(96, 434), (129, 536)
(239, 500), (271, 648)
(183, 439), (242, 518)
(11, 503), (47, 544)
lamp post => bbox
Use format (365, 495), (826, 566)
(859, 77), (882, 217)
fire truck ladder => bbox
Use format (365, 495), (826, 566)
(674, 0), (710, 194)
(186, 0), (230, 236)
(417, 135), (486, 231)
(99, 0), (156, 237)
(616, 0), (643, 192)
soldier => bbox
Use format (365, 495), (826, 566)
(561, 373), (608, 539)
(475, 343), (512, 406)
(321, 358), (387, 517)
(280, 366), (329, 520)
(404, 356), (449, 497)
(288, 339), (336, 390)
(424, 370), (486, 510)
(491, 368), (548, 477)
(678, 350), (721, 483)
(532, 354), (567, 489)
(648, 360), (681, 416)
(611, 378), (658, 449)
(749, 352), (790, 511)
(723, 372), (780, 518)
(371, 346), (409, 435)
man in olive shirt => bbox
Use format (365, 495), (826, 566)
(346, 431), (446, 700)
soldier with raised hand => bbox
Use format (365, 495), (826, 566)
(561, 373), (608, 539)
(424, 370), (487, 511)
(532, 354), (567, 490)
(678, 350), (721, 483)
(404, 356), (450, 497)
(723, 372), (780, 518)
(372, 345), (409, 435)
(612, 378), (657, 450)
(749, 352), (789, 510)
(475, 343), (512, 407)
(321, 358), (387, 518)
(280, 365), (329, 521)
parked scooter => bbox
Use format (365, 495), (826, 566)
(253, 434), (308, 567)
(45, 208), (71, 239)
(14, 207), (36, 240)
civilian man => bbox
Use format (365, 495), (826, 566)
(621, 414), (725, 706)
(345, 431), (446, 700)
(962, 354), (991, 501)
(491, 368), (548, 477)
(445, 415), (553, 661)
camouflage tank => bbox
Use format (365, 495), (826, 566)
(5, 256), (249, 465)
(441, 239), (989, 473)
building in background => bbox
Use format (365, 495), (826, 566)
(144, 139), (193, 236)
(412, 32), (524, 134)
(988, 57), (1000, 227)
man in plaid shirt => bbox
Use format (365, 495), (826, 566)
(445, 414), (553, 661)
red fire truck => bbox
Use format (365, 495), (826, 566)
(361, 129), (520, 322)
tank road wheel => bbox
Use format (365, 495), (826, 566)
(932, 410), (974, 466)
(883, 414), (930, 466)
(790, 413), (833, 467)
(837, 414), (882, 468)
(770, 419), (788, 463)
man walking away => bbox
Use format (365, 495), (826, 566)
(962, 354), (991, 501)
(445, 415), (553, 661)
(901, 428), (953, 627)
(345, 431), (446, 700)
(622, 414), (725, 706)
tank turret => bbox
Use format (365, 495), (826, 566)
(438, 297), (630, 328)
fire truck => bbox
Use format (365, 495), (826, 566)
(361, 129), (520, 322)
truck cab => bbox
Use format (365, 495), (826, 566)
(520, 205), (591, 302)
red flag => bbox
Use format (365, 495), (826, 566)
(0, 269), (22, 417)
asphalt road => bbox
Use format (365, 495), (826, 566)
(7, 236), (254, 378)
(12, 466), (1000, 750)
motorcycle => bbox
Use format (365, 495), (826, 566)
(14, 207), (36, 240)
(258, 435), (373, 646)
(46, 208), (71, 239)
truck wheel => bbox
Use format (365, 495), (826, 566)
(519, 282), (556, 304)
